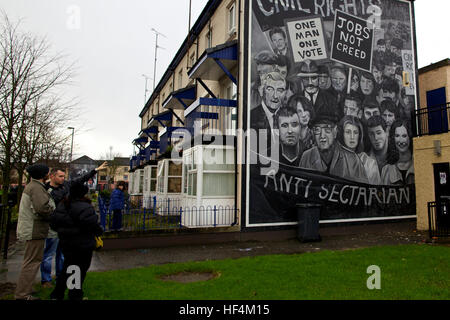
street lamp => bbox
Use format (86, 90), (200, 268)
(68, 127), (74, 179)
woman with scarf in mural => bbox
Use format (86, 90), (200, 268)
(338, 115), (381, 185)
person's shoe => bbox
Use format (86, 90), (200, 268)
(41, 282), (53, 289)
(16, 295), (41, 300)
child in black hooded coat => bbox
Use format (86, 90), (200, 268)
(49, 182), (103, 300)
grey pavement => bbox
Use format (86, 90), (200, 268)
(1, 221), (429, 290)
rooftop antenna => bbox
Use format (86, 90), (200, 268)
(151, 28), (167, 91)
(141, 74), (152, 103)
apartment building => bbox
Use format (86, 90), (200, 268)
(413, 58), (450, 230)
(130, 0), (419, 231)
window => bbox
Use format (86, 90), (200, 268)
(183, 152), (197, 196)
(139, 169), (144, 194)
(144, 168), (149, 193)
(123, 175), (128, 180)
(225, 84), (237, 135)
(202, 148), (235, 196)
(205, 30), (212, 49)
(190, 53), (196, 68)
(228, 3), (236, 34)
(157, 161), (165, 193)
(183, 147), (235, 197)
(157, 160), (182, 194)
(178, 69), (183, 88)
(150, 166), (157, 192)
(168, 161), (182, 193)
(100, 175), (107, 181)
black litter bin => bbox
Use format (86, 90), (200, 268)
(296, 203), (321, 242)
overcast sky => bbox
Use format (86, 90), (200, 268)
(0, 0), (448, 161)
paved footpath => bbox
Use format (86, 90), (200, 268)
(1, 221), (432, 292)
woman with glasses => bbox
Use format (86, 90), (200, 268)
(338, 115), (381, 185)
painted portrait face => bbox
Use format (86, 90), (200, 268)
(279, 114), (300, 146)
(296, 102), (311, 126)
(318, 74), (331, 90)
(363, 107), (380, 121)
(256, 64), (274, 81)
(331, 68), (347, 92)
(383, 64), (396, 78)
(301, 75), (319, 95)
(313, 123), (337, 151)
(360, 75), (374, 95)
(390, 45), (400, 56)
(402, 94), (414, 112)
(382, 109), (396, 127)
(343, 123), (360, 151)
(394, 125), (410, 153)
(351, 74), (359, 91)
(271, 32), (286, 52)
(372, 66), (383, 84)
(262, 78), (286, 112)
(382, 89), (396, 101)
(344, 99), (361, 118)
(275, 64), (288, 79)
(368, 125), (387, 151)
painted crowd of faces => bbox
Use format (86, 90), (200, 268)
(251, 20), (416, 186)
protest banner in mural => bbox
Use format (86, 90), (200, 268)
(330, 10), (374, 71)
(247, 0), (417, 226)
(285, 16), (328, 62)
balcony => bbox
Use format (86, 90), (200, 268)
(415, 102), (450, 136)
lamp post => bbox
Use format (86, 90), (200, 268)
(68, 127), (74, 179)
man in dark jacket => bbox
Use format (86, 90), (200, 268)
(46, 161), (108, 206)
(50, 182), (103, 300)
(40, 161), (108, 288)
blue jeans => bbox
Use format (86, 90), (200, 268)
(112, 209), (123, 230)
(40, 238), (64, 283)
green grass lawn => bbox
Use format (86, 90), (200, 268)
(36, 244), (449, 300)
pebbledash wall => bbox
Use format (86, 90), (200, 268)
(130, 0), (420, 233)
(414, 59), (450, 230)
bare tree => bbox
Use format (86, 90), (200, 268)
(0, 13), (76, 230)
(100, 146), (123, 185)
(12, 93), (76, 202)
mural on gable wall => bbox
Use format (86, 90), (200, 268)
(246, 0), (417, 226)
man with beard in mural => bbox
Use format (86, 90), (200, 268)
(299, 112), (368, 183)
(289, 60), (337, 119)
(328, 63), (348, 115)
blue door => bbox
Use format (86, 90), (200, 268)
(426, 87), (447, 134)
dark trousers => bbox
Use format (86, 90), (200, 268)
(112, 209), (123, 230)
(50, 247), (93, 300)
